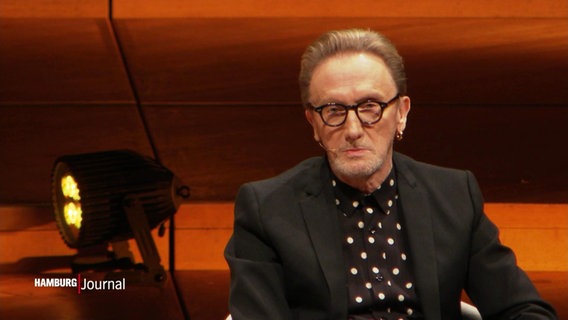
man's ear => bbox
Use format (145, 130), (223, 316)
(305, 109), (321, 142)
(397, 95), (411, 133)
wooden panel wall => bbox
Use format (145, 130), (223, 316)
(102, 17), (568, 202)
(111, 0), (568, 18)
(1, 4), (567, 204)
(2, 0), (566, 18)
(0, 0), (566, 272)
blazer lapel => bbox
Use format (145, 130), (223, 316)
(395, 153), (441, 319)
(298, 159), (348, 319)
(296, 155), (441, 318)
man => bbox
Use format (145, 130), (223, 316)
(224, 29), (556, 319)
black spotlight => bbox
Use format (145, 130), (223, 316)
(52, 149), (189, 284)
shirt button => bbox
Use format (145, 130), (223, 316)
(375, 273), (384, 282)
(369, 227), (377, 234)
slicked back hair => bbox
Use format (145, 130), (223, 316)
(299, 29), (407, 108)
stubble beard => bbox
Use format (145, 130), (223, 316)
(329, 138), (394, 183)
(331, 155), (385, 180)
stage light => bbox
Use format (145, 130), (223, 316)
(51, 150), (189, 284)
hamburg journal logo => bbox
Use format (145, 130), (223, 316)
(34, 274), (126, 294)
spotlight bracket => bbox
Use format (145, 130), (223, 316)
(103, 193), (167, 286)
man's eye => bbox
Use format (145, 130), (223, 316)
(325, 105), (345, 115)
(359, 102), (380, 111)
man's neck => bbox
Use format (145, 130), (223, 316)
(334, 159), (394, 194)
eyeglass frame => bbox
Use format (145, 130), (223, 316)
(308, 93), (401, 127)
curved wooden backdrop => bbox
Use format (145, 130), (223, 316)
(0, 1), (566, 273)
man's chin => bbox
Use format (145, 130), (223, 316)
(331, 158), (382, 179)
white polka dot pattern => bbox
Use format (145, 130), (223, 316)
(332, 169), (420, 317)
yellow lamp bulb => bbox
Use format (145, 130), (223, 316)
(63, 202), (82, 229)
(61, 175), (81, 201)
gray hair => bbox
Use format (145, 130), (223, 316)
(299, 29), (407, 107)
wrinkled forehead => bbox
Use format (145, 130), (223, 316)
(309, 52), (397, 104)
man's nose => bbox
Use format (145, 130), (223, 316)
(343, 110), (364, 140)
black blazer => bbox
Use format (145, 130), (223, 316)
(225, 153), (555, 319)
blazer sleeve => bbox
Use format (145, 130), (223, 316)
(464, 171), (557, 319)
(224, 183), (293, 320)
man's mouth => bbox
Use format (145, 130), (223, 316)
(341, 147), (369, 157)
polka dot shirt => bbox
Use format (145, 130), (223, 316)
(332, 169), (422, 319)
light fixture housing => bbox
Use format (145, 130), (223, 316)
(51, 149), (189, 282)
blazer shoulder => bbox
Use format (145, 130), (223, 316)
(394, 152), (484, 205)
(394, 152), (483, 198)
(394, 152), (472, 180)
(241, 156), (325, 198)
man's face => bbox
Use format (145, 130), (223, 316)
(305, 52), (410, 183)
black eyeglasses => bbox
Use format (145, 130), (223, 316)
(310, 94), (400, 127)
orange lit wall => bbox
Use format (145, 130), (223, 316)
(0, 0), (566, 273)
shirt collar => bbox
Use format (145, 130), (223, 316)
(331, 169), (398, 216)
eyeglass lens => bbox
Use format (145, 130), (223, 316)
(321, 101), (383, 126)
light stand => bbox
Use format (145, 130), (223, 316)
(51, 150), (189, 286)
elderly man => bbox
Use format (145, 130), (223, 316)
(224, 29), (556, 319)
